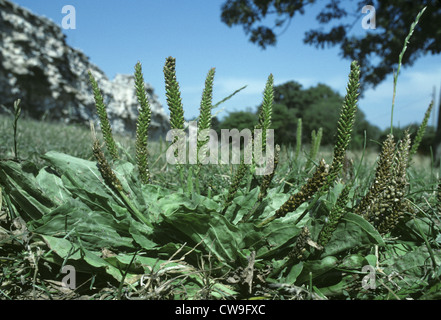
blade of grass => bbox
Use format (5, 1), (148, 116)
(116, 250), (139, 300)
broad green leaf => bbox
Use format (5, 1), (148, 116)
(343, 213), (385, 246)
(43, 152), (152, 228)
(364, 254), (377, 267)
(42, 152), (122, 217)
(382, 246), (441, 297)
(0, 160), (54, 220)
(30, 199), (137, 250)
(255, 221), (302, 259)
(296, 256), (338, 284)
(321, 212), (385, 257)
(112, 160), (155, 213)
(42, 151), (100, 180)
(314, 273), (360, 298)
(159, 211), (244, 265)
(42, 234), (128, 282)
(257, 188), (291, 221)
(36, 167), (71, 205)
(43, 151), (115, 200)
(225, 187), (259, 224)
(383, 246), (441, 275)
(339, 254), (365, 269)
(285, 262), (303, 284)
(43, 239), (138, 285)
(157, 193), (198, 215)
(399, 217), (439, 242)
(129, 222), (158, 250)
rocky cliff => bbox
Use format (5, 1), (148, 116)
(0, 0), (170, 139)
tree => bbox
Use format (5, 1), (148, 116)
(221, 0), (441, 92)
(219, 109), (258, 132)
(211, 115), (222, 134)
(271, 102), (297, 145)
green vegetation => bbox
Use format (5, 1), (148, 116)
(324, 60), (360, 192)
(88, 71), (119, 160)
(220, 1), (440, 92)
(134, 61), (152, 184)
(217, 80), (382, 150)
(1, 8), (440, 300)
(390, 6), (427, 135)
(215, 78), (437, 157)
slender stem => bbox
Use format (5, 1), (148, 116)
(116, 250), (139, 300)
(390, 6), (426, 134)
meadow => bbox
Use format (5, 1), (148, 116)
(1, 8), (441, 300)
(1, 83), (440, 300)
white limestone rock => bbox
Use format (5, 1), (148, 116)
(0, 0), (170, 139)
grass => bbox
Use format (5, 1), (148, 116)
(0, 114), (94, 164)
(1, 8), (440, 300)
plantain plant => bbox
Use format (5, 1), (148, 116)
(257, 158), (329, 228)
(163, 56), (186, 183)
(1, 9), (437, 298)
(355, 132), (413, 235)
(317, 183), (351, 247)
(164, 57), (185, 133)
(257, 60), (359, 228)
(134, 61), (152, 184)
(255, 74), (274, 154)
(223, 73), (275, 215)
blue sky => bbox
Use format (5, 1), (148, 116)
(11, 0), (441, 130)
